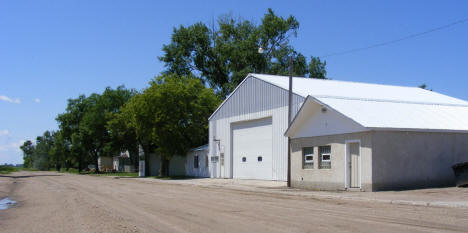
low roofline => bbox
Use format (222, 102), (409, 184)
(284, 95), (366, 137)
(367, 127), (468, 134)
(190, 144), (209, 152)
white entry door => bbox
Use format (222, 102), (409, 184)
(348, 142), (361, 188)
(232, 118), (273, 180)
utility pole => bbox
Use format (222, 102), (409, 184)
(287, 56), (293, 187)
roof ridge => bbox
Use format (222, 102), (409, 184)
(314, 95), (468, 107)
(250, 73), (422, 90)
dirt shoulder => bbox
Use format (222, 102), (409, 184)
(1, 171), (467, 233)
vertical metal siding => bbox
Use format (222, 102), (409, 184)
(209, 77), (304, 181)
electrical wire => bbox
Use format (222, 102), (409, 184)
(319, 17), (468, 58)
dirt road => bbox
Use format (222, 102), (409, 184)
(0, 171), (467, 233)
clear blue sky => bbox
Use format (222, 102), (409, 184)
(1, 0), (467, 164)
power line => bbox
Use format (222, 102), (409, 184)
(319, 17), (468, 58)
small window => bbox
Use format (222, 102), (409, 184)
(258, 156), (262, 162)
(194, 155), (199, 168)
(205, 155), (209, 168)
(303, 147), (314, 169)
(319, 146), (331, 169)
(242, 157), (247, 162)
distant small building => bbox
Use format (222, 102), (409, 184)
(146, 154), (186, 177)
(186, 145), (210, 177)
(98, 156), (113, 172)
(113, 151), (135, 172)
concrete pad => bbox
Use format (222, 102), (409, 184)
(127, 177), (468, 209)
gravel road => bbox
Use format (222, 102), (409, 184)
(0, 171), (467, 233)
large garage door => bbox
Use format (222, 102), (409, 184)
(232, 117), (273, 180)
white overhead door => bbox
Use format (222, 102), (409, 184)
(232, 117), (273, 180)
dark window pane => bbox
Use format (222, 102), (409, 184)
(242, 157), (246, 162)
(258, 156), (262, 162)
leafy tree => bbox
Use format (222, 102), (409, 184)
(20, 140), (35, 168)
(49, 130), (69, 171)
(79, 86), (136, 173)
(106, 89), (139, 171)
(34, 131), (54, 170)
(419, 84), (433, 91)
(160, 8), (327, 96)
(56, 95), (90, 171)
(150, 74), (220, 176)
(120, 90), (159, 175)
(308, 57), (327, 79)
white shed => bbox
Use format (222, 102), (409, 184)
(186, 145), (210, 177)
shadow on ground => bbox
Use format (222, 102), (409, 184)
(0, 174), (63, 179)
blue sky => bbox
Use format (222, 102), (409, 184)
(1, 0), (467, 164)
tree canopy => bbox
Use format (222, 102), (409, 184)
(160, 8), (327, 96)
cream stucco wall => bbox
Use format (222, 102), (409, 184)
(372, 131), (468, 190)
(291, 132), (373, 191)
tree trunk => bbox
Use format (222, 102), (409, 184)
(78, 155), (82, 173)
(94, 153), (100, 174)
(159, 155), (170, 177)
(140, 143), (154, 177)
(129, 146), (139, 172)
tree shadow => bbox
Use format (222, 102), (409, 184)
(0, 174), (63, 179)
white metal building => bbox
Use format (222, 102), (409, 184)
(208, 73), (468, 182)
(186, 145), (210, 177)
(208, 74), (304, 181)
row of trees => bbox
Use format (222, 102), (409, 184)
(20, 9), (327, 175)
(21, 76), (220, 175)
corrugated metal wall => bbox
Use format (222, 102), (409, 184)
(209, 77), (304, 181)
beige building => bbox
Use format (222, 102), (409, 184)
(286, 95), (468, 191)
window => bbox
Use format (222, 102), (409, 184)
(303, 147), (314, 169)
(194, 155), (199, 168)
(205, 155), (209, 168)
(319, 146), (331, 169)
(242, 157), (247, 162)
(258, 156), (262, 162)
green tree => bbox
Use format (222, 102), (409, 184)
(34, 131), (54, 170)
(20, 140), (35, 168)
(56, 95), (90, 172)
(308, 57), (327, 79)
(148, 74), (220, 176)
(160, 8), (327, 96)
(106, 88), (139, 171)
(118, 92), (158, 175)
(49, 130), (69, 171)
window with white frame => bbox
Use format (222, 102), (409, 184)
(302, 147), (314, 169)
(319, 146), (331, 169)
(194, 155), (199, 168)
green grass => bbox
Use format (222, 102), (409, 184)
(89, 172), (138, 177)
(57, 168), (138, 177)
(0, 166), (20, 174)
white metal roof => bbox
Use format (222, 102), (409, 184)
(251, 73), (468, 132)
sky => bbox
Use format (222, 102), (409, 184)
(1, 0), (467, 164)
